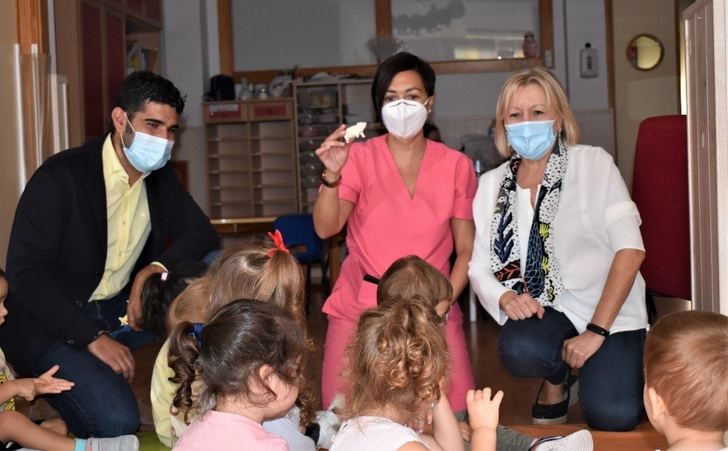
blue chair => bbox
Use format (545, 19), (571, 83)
(273, 214), (331, 305)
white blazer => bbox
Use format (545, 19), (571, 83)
(468, 145), (648, 333)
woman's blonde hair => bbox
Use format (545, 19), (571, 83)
(494, 66), (579, 157)
(644, 311), (728, 431)
(344, 298), (449, 422)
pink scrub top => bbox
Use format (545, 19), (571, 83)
(323, 135), (476, 321)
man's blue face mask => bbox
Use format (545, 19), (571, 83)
(121, 113), (174, 174)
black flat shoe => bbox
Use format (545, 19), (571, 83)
(531, 374), (579, 425)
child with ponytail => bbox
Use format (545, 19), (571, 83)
(151, 233), (317, 449)
(169, 299), (307, 450)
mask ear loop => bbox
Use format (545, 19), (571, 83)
(120, 112), (136, 149)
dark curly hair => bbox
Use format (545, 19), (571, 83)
(139, 261), (208, 335)
(169, 299), (307, 424)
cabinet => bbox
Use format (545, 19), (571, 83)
(294, 79), (384, 212)
(56, 0), (162, 143)
(203, 99), (298, 219)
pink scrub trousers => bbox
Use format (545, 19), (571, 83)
(319, 135), (477, 413)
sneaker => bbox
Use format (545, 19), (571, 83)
(314, 408), (341, 449)
(85, 435), (140, 451)
(531, 374), (579, 425)
(529, 429), (593, 451)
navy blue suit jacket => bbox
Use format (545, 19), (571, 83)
(0, 135), (219, 375)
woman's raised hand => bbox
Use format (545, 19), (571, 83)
(315, 124), (350, 176)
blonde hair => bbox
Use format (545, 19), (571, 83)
(166, 240), (313, 425)
(377, 255), (452, 311)
(494, 66), (579, 157)
(344, 298), (449, 422)
(644, 311), (728, 431)
(206, 244), (306, 327)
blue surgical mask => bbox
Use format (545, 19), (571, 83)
(505, 120), (556, 160)
(121, 114), (174, 174)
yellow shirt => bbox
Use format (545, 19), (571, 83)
(151, 339), (193, 447)
(0, 347), (15, 411)
(89, 135), (151, 301)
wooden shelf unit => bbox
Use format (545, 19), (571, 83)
(203, 99), (298, 219)
(293, 78), (385, 212)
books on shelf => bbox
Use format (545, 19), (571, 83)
(126, 41), (158, 74)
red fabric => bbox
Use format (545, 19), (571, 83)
(632, 115), (691, 299)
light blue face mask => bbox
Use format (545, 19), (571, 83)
(121, 114), (174, 174)
(505, 119), (556, 160)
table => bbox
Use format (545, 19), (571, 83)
(211, 217), (343, 285)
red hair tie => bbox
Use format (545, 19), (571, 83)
(267, 230), (289, 256)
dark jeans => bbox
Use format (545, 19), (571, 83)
(32, 290), (154, 438)
(498, 307), (646, 431)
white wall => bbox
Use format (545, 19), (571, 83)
(612, 0), (679, 190)
(162, 0), (211, 214)
(433, 0), (612, 155)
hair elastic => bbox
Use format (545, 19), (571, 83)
(267, 230), (289, 256)
(189, 322), (204, 347)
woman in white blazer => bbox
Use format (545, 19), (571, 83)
(468, 67), (647, 431)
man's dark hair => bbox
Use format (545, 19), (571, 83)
(371, 52), (436, 122)
(114, 71), (186, 118)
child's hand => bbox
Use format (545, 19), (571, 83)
(14, 365), (75, 400)
(466, 387), (503, 432)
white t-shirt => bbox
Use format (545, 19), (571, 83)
(330, 416), (428, 451)
(469, 145), (647, 333)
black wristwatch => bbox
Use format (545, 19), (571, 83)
(586, 322), (610, 337)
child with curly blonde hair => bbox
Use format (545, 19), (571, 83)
(336, 256), (592, 451)
(332, 290), (463, 450)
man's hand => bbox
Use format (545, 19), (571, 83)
(561, 331), (606, 369)
(12, 365), (75, 401)
(499, 291), (545, 321)
(87, 334), (135, 382)
(127, 263), (166, 330)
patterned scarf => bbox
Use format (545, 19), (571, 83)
(489, 140), (567, 305)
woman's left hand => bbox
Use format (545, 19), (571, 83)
(561, 331), (606, 368)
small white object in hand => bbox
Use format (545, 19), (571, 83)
(344, 122), (367, 143)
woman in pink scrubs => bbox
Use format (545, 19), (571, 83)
(314, 52), (476, 414)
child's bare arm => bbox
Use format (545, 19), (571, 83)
(430, 393), (465, 451)
(467, 387), (503, 451)
(0, 365), (74, 403)
(0, 410), (75, 451)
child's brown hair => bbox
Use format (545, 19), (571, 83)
(644, 311), (728, 431)
(345, 297), (450, 422)
(376, 255), (452, 311)
(206, 244), (306, 327)
(166, 239), (314, 425)
(169, 299), (306, 423)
